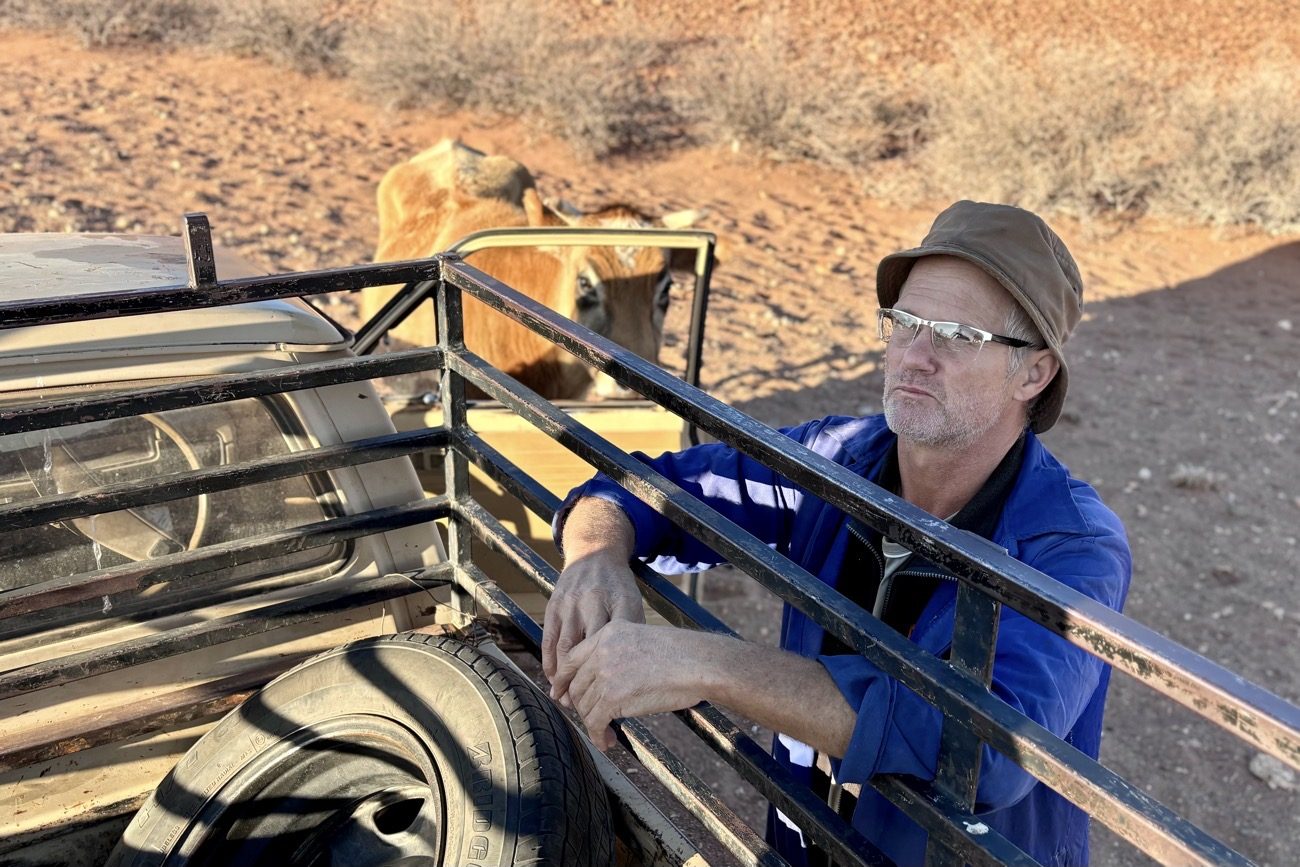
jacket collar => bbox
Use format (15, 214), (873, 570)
(997, 431), (1092, 543)
(835, 415), (1090, 545)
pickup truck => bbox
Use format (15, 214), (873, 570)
(0, 216), (1296, 867)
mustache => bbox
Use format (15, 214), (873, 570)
(884, 374), (944, 404)
(886, 373), (941, 392)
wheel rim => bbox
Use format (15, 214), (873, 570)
(173, 714), (447, 867)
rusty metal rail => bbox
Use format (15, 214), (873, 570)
(437, 257), (1299, 866)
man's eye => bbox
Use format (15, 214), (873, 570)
(933, 324), (962, 341)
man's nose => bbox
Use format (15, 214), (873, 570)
(897, 329), (939, 370)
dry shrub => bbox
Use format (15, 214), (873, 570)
(0, 0), (40, 28)
(210, 0), (345, 76)
(899, 38), (1300, 233)
(678, 19), (916, 170)
(527, 32), (677, 160)
(342, 0), (479, 109)
(908, 38), (1165, 218)
(9, 0), (202, 47)
(1154, 55), (1300, 233)
(343, 0), (673, 158)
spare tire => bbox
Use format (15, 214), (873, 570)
(108, 633), (613, 867)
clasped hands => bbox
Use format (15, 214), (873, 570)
(541, 551), (714, 750)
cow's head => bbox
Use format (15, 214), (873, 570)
(541, 201), (696, 399)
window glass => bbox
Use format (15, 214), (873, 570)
(0, 397), (344, 627)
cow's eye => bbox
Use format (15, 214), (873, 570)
(576, 275), (599, 309)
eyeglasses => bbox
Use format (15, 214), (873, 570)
(877, 308), (1039, 356)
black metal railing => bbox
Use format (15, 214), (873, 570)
(429, 254), (1300, 866)
(0, 213), (1296, 867)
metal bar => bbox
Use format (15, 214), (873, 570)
(442, 344), (1252, 867)
(452, 430), (742, 638)
(926, 583), (1003, 866)
(355, 226), (717, 387)
(0, 255), (447, 330)
(873, 777), (1041, 867)
(456, 563), (709, 867)
(441, 259), (1300, 775)
(0, 565), (453, 700)
(586, 743), (712, 867)
(451, 496), (890, 867)
(457, 558), (786, 867)
(684, 235), (716, 441)
(183, 213), (217, 289)
(0, 657), (308, 772)
(675, 704), (893, 867)
(619, 716), (791, 867)
(0, 426), (448, 532)
(435, 260), (474, 617)
(0, 497), (450, 621)
(446, 226), (716, 397)
(446, 227), (715, 257)
(0, 347), (443, 435)
(352, 279), (436, 356)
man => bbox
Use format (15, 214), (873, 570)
(542, 201), (1131, 866)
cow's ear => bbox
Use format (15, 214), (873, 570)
(545, 198), (582, 227)
(523, 188), (549, 227)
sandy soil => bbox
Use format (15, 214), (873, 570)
(2, 24), (1297, 867)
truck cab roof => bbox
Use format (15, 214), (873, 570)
(0, 234), (347, 385)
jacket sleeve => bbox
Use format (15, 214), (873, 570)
(552, 419), (826, 574)
(818, 525), (1132, 811)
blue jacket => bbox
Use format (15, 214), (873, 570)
(557, 414), (1131, 866)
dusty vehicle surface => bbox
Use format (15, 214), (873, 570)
(0, 216), (1296, 867)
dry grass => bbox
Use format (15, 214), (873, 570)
(0, 0), (201, 47)
(1, 2), (1297, 231)
(210, 0), (345, 76)
(894, 38), (1300, 232)
(676, 19), (919, 170)
(342, 0), (675, 158)
(1154, 56), (1300, 232)
(903, 38), (1167, 218)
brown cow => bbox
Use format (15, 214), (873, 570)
(363, 140), (695, 400)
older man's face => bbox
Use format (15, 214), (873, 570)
(882, 256), (1023, 449)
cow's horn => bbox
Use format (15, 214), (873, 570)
(661, 208), (701, 229)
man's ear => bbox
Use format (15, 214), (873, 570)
(1015, 349), (1060, 404)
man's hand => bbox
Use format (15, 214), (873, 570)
(544, 497), (644, 696)
(542, 550), (645, 697)
(554, 619), (859, 758)
(554, 621), (712, 750)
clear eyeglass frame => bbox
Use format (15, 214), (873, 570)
(876, 308), (1037, 356)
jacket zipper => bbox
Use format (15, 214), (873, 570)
(846, 519), (961, 628)
(844, 518), (886, 607)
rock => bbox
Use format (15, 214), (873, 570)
(1248, 753), (1298, 791)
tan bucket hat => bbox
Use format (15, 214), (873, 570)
(875, 200), (1084, 433)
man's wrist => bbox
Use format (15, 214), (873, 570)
(562, 545), (631, 574)
(685, 631), (742, 705)
(560, 497), (636, 565)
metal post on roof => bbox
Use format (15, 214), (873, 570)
(182, 212), (217, 290)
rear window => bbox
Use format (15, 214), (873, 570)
(0, 397), (344, 617)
